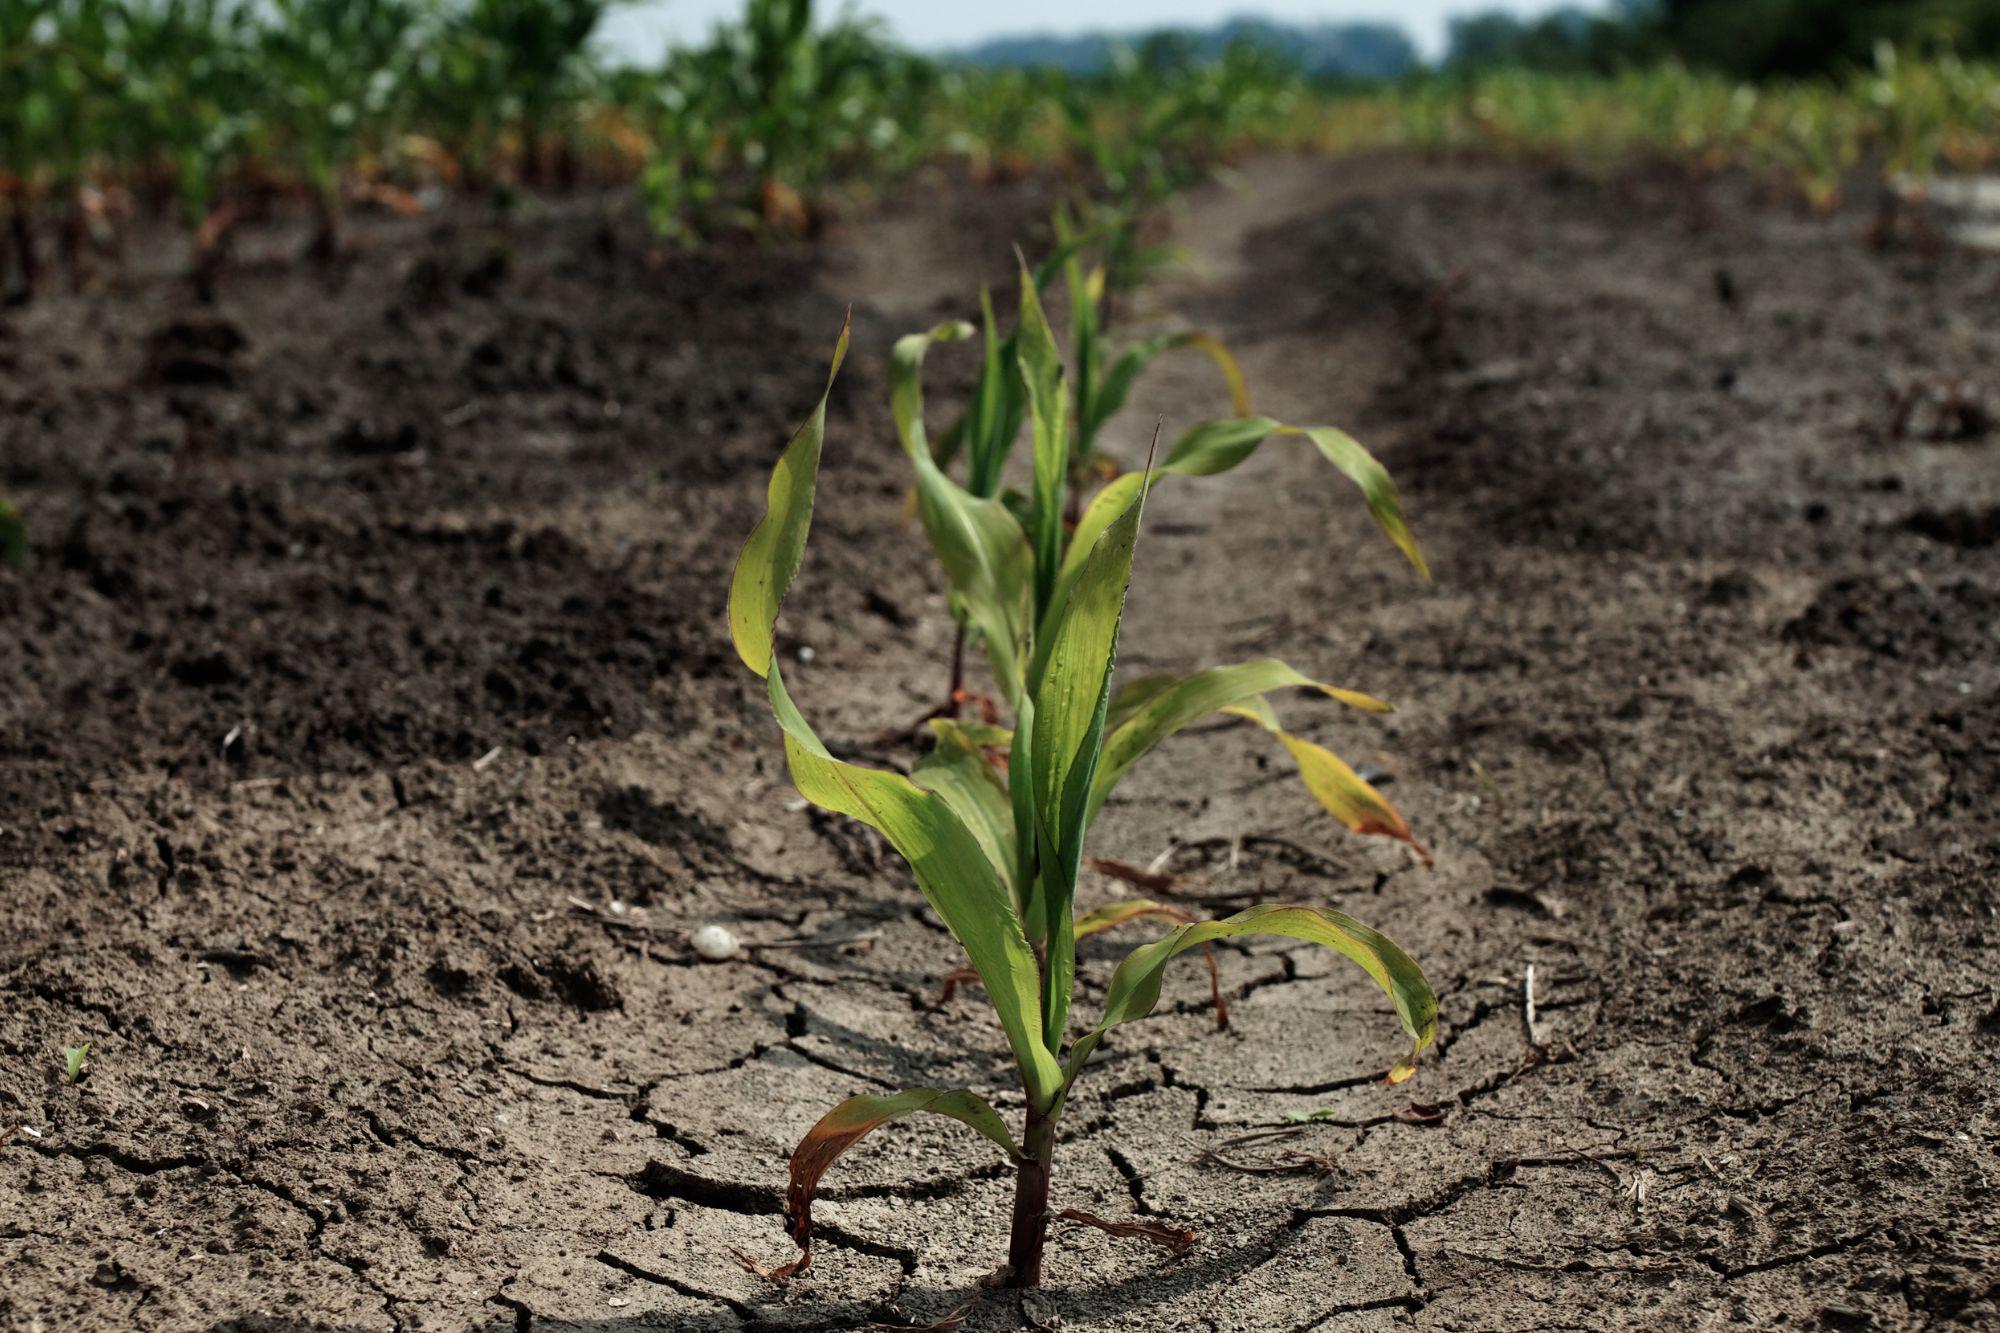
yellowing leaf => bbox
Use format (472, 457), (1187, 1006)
(1222, 701), (1431, 866)
(1088, 658), (1393, 825)
(1064, 904), (1438, 1094)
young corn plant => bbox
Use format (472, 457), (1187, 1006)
(918, 257), (1426, 726)
(727, 308), (1437, 1286)
(916, 243), (1249, 714)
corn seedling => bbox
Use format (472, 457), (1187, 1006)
(62, 1043), (89, 1083)
(1050, 206), (1249, 488)
(913, 255), (1424, 732)
(727, 310), (1436, 1285)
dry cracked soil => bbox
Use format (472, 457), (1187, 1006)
(2, 154), (1997, 1331)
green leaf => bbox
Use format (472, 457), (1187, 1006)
(1161, 417), (1429, 580)
(1057, 206), (1099, 463)
(1087, 658), (1392, 826)
(1291, 425), (1429, 582)
(62, 1043), (89, 1084)
(1039, 472), (1145, 654)
(1028, 496), (1146, 1047)
(727, 321), (1062, 1109)
(768, 667), (1061, 1108)
(1016, 257), (1071, 621)
(912, 720), (1018, 903)
(1064, 904), (1437, 1094)
(891, 321), (1036, 698)
(1104, 673), (1182, 733)
(776, 1088), (1020, 1278)
(1158, 415), (1285, 477)
(728, 312), (850, 678)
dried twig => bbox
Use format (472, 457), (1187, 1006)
(1058, 1207), (1195, 1253)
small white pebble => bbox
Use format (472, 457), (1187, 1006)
(796, 645), (815, 663)
(692, 924), (740, 961)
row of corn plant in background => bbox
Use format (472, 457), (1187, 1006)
(1310, 52), (2000, 214)
(8, 0), (1997, 303)
(0, 0), (1295, 298)
(726, 216), (1439, 1277)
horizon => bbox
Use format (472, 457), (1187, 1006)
(597, 2), (1611, 65)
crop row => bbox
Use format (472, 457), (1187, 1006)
(4, 1), (1998, 305)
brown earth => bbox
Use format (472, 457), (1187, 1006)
(2, 155), (1996, 1332)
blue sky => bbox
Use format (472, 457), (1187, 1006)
(599, 2), (1608, 64)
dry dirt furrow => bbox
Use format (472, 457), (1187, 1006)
(3, 157), (1996, 1331)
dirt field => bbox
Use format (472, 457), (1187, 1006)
(3, 155), (1996, 1331)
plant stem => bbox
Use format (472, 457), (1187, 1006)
(1006, 1104), (1057, 1287)
(944, 620), (966, 718)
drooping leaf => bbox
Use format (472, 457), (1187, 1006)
(1157, 416), (1283, 478)
(891, 321), (1036, 698)
(777, 1088), (1020, 1278)
(1084, 330), (1251, 450)
(1063, 903), (1438, 1095)
(1087, 659), (1392, 825)
(727, 321), (1062, 1108)
(768, 668), (1061, 1103)
(1290, 425), (1429, 581)
(1073, 898), (1228, 1029)
(1160, 416), (1429, 581)
(1104, 673), (1182, 732)
(728, 312), (850, 678)
(1222, 698), (1430, 865)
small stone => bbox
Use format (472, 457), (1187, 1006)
(691, 924), (740, 961)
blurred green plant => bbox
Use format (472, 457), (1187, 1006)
(257, 0), (421, 258)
